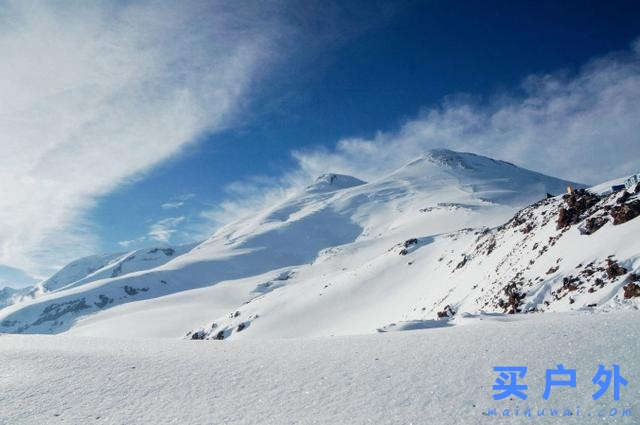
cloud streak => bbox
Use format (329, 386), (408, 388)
(0, 0), (285, 276)
(161, 202), (184, 210)
(208, 39), (640, 228)
(294, 39), (640, 185)
(148, 216), (186, 244)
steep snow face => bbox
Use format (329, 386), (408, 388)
(0, 150), (579, 336)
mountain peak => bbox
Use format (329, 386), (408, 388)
(425, 148), (474, 168)
(305, 173), (366, 193)
(404, 149), (514, 171)
(392, 149), (581, 205)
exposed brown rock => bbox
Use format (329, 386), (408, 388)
(546, 266), (559, 275)
(562, 276), (581, 292)
(191, 330), (205, 340)
(616, 191), (631, 204)
(500, 282), (524, 314)
(403, 238), (418, 248)
(611, 201), (640, 225)
(623, 283), (640, 299)
(455, 255), (469, 270)
(582, 216), (608, 235)
(437, 305), (456, 319)
(606, 259), (627, 280)
(556, 189), (601, 229)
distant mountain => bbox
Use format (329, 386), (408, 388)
(0, 286), (33, 310)
(0, 149), (595, 336)
(0, 244), (197, 312)
(0, 265), (39, 309)
(37, 243), (198, 294)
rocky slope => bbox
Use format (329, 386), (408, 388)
(187, 180), (639, 341)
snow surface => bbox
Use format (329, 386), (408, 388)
(1, 311), (638, 424)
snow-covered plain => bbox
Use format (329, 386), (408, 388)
(1, 311), (638, 424)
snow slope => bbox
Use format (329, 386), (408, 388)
(0, 149), (579, 336)
(187, 182), (639, 341)
(1, 311), (638, 424)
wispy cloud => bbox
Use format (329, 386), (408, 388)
(118, 237), (147, 249)
(0, 1), (287, 275)
(148, 216), (186, 244)
(0, 1), (399, 276)
(161, 202), (184, 210)
(293, 39), (640, 185)
(177, 194), (196, 202)
(206, 38), (640, 227)
(0, 265), (39, 289)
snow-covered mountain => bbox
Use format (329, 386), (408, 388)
(0, 244), (197, 311)
(36, 243), (198, 294)
(0, 286), (33, 310)
(189, 179), (638, 341)
(2, 149), (615, 338)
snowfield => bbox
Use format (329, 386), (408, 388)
(1, 311), (638, 424)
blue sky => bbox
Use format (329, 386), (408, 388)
(2, 0), (640, 285)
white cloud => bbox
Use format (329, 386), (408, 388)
(161, 202), (185, 210)
(0, 1), (285, 276)
(0, 265), (39, 289)
(205, 39), (640, 228)
(292, 39), (640, 185)
(199, 174), (303, 228)
(117, 237), (147, 249)
(177, 194), (196, 202)
(5, 0), (638, 277)
(148, 216), (186, 244)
